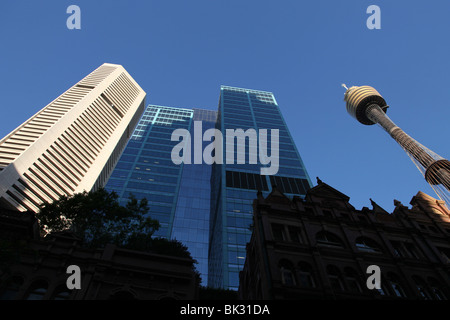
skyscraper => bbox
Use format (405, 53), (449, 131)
(104, 105), (216, 284)
(170, 108), (217, 285)
(208, 86), (312, 289)
(0, 63), (146, 213)
(105, 86), (312, 289)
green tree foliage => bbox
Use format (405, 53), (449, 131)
(125, 235), (193, 259)
(38, 188), (160, 249)
(37, 188), (199, 282)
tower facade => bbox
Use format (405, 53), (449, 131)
(0, 63), (146, 213)
(104, 105), (216, 285)
(239, 180), (450, 300)
(105, 86), (312, 289)
(208, 86), (312, 290)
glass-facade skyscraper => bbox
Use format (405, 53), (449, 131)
(208, 86), (312, 289)
(170, 108), (217, 285)
(105, 105), (216, 284)
(105, 86), (312, 289)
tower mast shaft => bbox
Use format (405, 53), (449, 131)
(365, 104), (435, 169)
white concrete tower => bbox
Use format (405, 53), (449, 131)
(0, 63), (146, 212)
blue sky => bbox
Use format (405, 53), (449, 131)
(0, 0), (449, 212)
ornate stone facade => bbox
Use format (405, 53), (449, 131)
(239, 180), (450, 300)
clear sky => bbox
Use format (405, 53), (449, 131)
(0, 0), (449, 212)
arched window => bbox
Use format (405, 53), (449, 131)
(327, 265), (345, 292)
(412, 276), (432, 299)
(376, 282), (390, 297)
(387, 273), (407, 298)
(427, 277), (448, 300)
(0, 275), (24, 300)
(279, 260), (296, 286)
(355, 237), (381, 253)
(51, 285), (72, 300)
(298, 262), (316, 288)
(344, 267), (363, 293)
(25, 280), (48, 300)
(316, 231), (344, 248)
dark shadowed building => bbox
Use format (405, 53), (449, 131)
(239, 179), (450, 300)
(0, 209), (199, 300)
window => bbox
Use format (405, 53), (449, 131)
(437, 247), (450, 263)
(25, 280), (48, 300)
(51, 285), (71, 300)
(344, 267), (363, 293)
(412, 276), (432, 300)
(279, 260), (296, 286)
(391, 280), (407, 297)
(316, 231), (344, 248)
(226, 170), (269, 191)
(288, 226), (303, 243)
(327, 266), (345, 292)
(428, 277), (448, 300)
(355, 237), (381, 253)
(377, 283), (390, 296)
(371, 272), (389, 296)
(391, 240), (422, 259)
(298, 262), (316, 288)
(404, 243), (422, 259)
(281, 267), (296, 286)
(431, 286), (447, 300)
(272, 224), (286, 241)
(387, 273), (407, 298)
(269, 176), (309, 195)
(391, 241), (406, 258)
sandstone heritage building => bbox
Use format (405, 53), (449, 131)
(239, 179), (450, 300)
